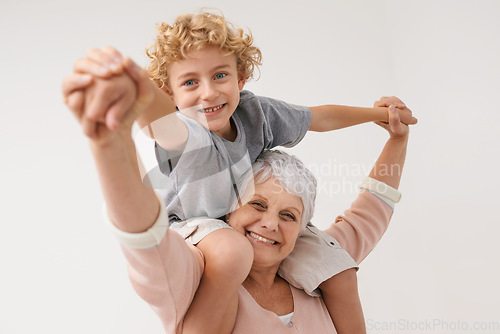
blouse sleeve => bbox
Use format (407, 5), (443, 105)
(104, 194), (204, 333)
(323, 177), (402, 264)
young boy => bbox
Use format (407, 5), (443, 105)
(67, 10), (415, 333)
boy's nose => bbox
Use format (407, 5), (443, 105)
(200, 82), (219, 101)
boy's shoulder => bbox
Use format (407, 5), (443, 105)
(239, 90), (256, 104)
(238, 90), (309, 114)
(238, 90), (275, 109)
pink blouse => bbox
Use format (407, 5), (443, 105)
(108, 184), (397, 333)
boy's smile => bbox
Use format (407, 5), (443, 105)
(166, 46), (246, 140)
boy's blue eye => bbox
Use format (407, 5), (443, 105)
(183, 80), (195, 86)
(215, 73), (226, 80)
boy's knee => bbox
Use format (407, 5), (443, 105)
(198, 228), (254, 283)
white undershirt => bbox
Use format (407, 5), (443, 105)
(278, 312), (294, 325)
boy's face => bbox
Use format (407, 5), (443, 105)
(166, 46), (245, 138)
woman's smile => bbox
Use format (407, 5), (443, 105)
(247, 231), (279, 246)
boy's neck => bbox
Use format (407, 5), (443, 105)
(214, 118), (237, 141)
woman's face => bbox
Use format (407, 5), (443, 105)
(228, 177), (304, 267)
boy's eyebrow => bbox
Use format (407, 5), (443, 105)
(176, 64), (232, 81)
(210, 64), (232, 72)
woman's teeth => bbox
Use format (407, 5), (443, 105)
(202, 104), (224, 113)
(249, 232), (277, 245)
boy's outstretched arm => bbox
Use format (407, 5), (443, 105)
(309, 97), (417, 132)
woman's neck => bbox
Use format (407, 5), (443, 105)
(243, 266), (294, 316)
(244, 265), (281, 290)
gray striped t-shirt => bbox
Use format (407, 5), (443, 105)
(146, 90), (312, 222)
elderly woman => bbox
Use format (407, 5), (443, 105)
(106, 118), (407, 333)
(64, 60), (410, 333)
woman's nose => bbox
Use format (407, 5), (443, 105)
(261, 215), (279, 232)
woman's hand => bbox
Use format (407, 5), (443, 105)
(62, 47), (130, 133)
(374, 105), (410, 139)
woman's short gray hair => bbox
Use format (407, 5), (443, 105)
(245, 149), (317, 231)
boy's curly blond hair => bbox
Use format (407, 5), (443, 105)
(146, 10), (262, 89)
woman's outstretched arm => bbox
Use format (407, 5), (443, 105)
(63, 56), (205, 333)
(63, 57), (160, 233)
(324, 104), (411, 263)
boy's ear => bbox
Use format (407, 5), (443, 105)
(162, 84), (174, 97)
(238, 78), (246, 90)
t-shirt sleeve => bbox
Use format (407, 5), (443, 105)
(154, 111), (214, 175)
(323, 178), (401, 264)
(256, 94), (312, 148)
(104, 195), (204, 333)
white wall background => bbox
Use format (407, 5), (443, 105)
(1, 0), (499, 333)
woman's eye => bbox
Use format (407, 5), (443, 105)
(183, 80), (195, 86)
(251, 202), (265, 210)
(214, 73), (227, 80)
(282, 213), (296, 221)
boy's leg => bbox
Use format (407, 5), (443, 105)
(319, 268), (366, 334)
(182, 228), (253, 334)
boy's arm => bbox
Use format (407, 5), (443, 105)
(136, 81), (177, 131)
(309, 98), (417, 132)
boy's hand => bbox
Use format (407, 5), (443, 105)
(62, 57), (153, 142)
(374, 96), (418, 125)
(73, 46), (125, 78)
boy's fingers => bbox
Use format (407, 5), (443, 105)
(102, 46), (123, 62)
(375, 96), (406, 108)
(101, 46), (124, 74)
(87, 48), (117, 70)
(86, 47), (123, 74)
(74, 57), (112, 78)
(373, 120), (389, 130)
(61, 74), (92, 97)
(387, 96), (405, 108)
